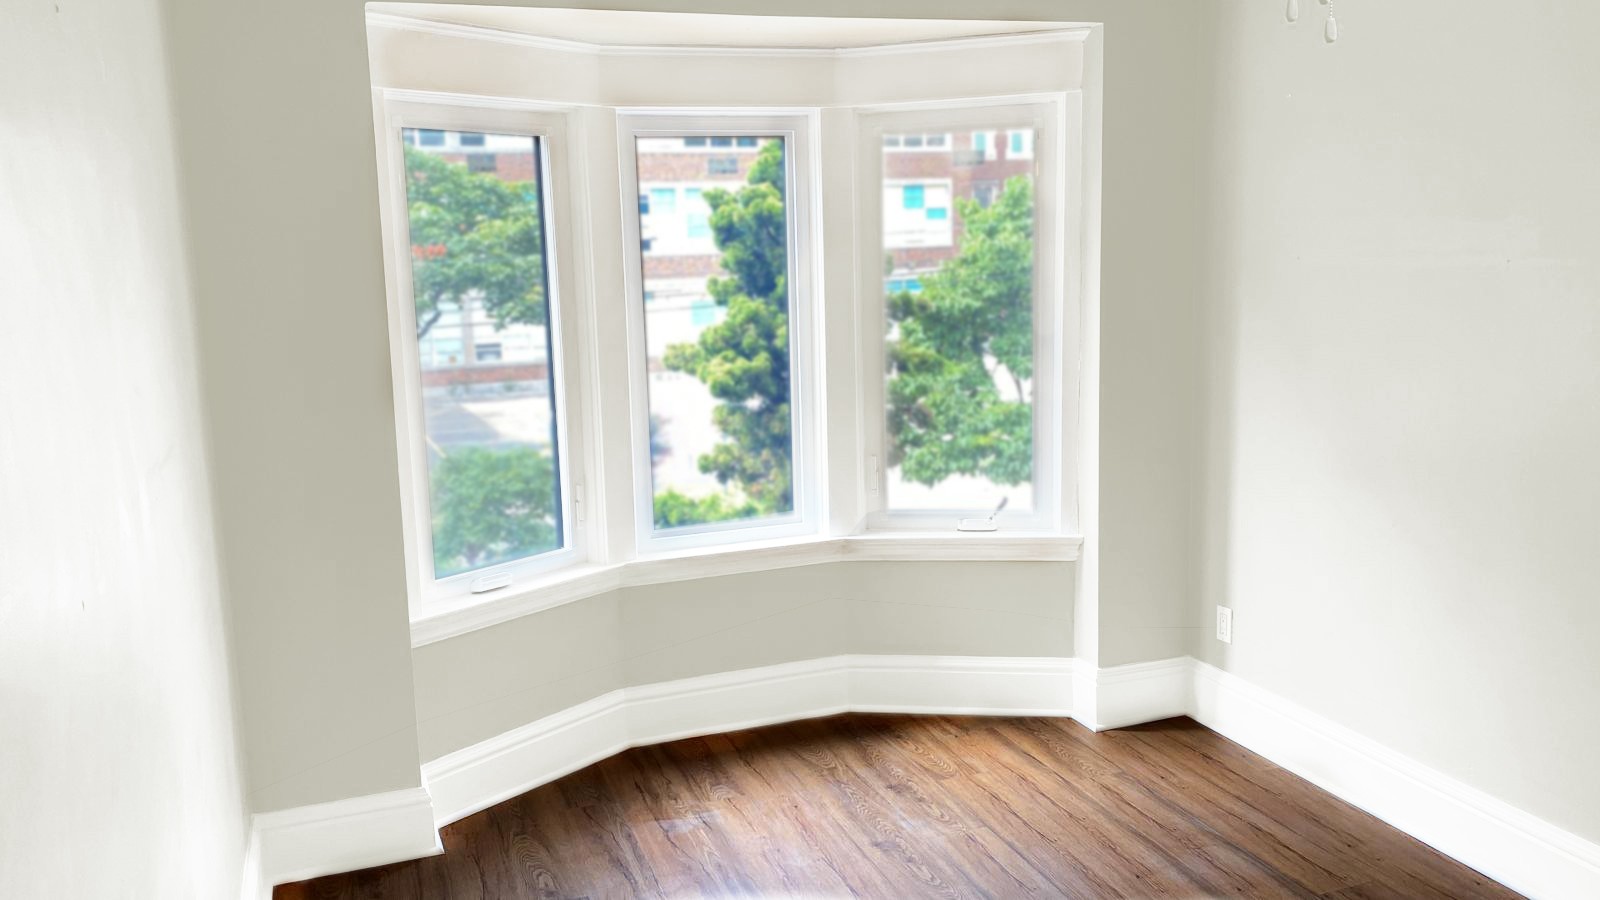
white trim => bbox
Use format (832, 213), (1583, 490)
(1073, 656), (1600, 898)
(259, 655), (1600, 899)
(615, 111), (822, 556)
(854, 97), (1076, 534)
(238, 823), (264, 900)
(251, 787), (440, 889)
(847, 654), (1076, 716)
(422, 654), (1076, 828)
(409, 532), (1083, 647)
(1071, 655), (1192, 731)
(372, 96), (600, 620)
(1189, 660), (1600, 900)
(365, 11), (1089, 60)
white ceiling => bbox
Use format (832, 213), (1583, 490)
(365, 4), (1083, 51)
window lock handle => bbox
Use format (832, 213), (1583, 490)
(957, 497), (1007, 533)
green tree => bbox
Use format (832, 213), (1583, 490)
(403, 144), (547, 338)
(652, 488), (758, 529)
(661, 141), (793, 521)
(431, 446), (558, 577)
(886, 175), (1035, 488)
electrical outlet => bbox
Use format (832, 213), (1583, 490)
(1215, 606), (1234, 644)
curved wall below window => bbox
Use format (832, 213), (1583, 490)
(413, 559), (1073, 762)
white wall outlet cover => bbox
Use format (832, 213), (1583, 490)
(1216, 606), (1234, 643)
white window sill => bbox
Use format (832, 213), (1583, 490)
(410, 531), (1082, 647)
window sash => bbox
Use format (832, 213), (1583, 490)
(378, 100), (589, 616)
(617, 112), (820, 555)
(855, 100), (1066, 534)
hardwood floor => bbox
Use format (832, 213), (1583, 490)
(278, 714), (1518, 899)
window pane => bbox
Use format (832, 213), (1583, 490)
(634, 135), (795, 531)
(399, 128), (562, 577)
(883, 126), (1035, 514)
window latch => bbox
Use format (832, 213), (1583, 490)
(957, 497), (1008, 533)
(470, 572), (514, 594)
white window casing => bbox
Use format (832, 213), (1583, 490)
(616, 111), (823, 555)
(364, 17), (1096, 641)
(375, 98), (599, 621)
(856, 98), (1075, 536)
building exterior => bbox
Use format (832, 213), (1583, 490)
(882, 127), (1036, 296)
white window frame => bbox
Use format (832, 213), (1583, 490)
(375, 96), (594, 618)
(856, 99), (1070, 534)
(617, 111), (821, 555)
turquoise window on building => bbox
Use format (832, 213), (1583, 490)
(691, 298), (718, 326)
(650, 187), (676, 213)
(902, 184), (925, 210)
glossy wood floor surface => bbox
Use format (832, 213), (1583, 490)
(278, 714), (1517, 899)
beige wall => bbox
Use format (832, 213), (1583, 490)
(1193, 1), (1600, 844)
(163, 0), (1205, 813)
(415, 562), (1072, 760)
(162, 0), (426, 814)
(0, 0), (251, 895)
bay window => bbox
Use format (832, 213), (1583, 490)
(367, 12), (1091, 636)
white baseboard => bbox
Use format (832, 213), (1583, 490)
(238, 821), (264, 900)
(250, 785), (441, 892)
(255, 653), (1600, 900)
(423, 653), (1076, 828)
(1188, 659), (1600, 900)
(1072, 655), (1191, 730)
(846, 654), (1076, 716)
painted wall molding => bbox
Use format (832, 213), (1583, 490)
(1189, 660), (1600, 900)
(422, 653), (1077, 828)
(248, 655), (1600, 899)
(247, 786), (440, 897)
(366, 11), (1089, 61)
(1071, 654), (1191, 731)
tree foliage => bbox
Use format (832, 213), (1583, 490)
(431, 446), (557, 576)
(662, 141), (794, 518)
(887, 175), (1034, 487)
(652, 489), (758, 529)
(404, 145), (547, 338)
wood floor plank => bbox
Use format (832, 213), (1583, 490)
(278, 715), (1520, 899)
